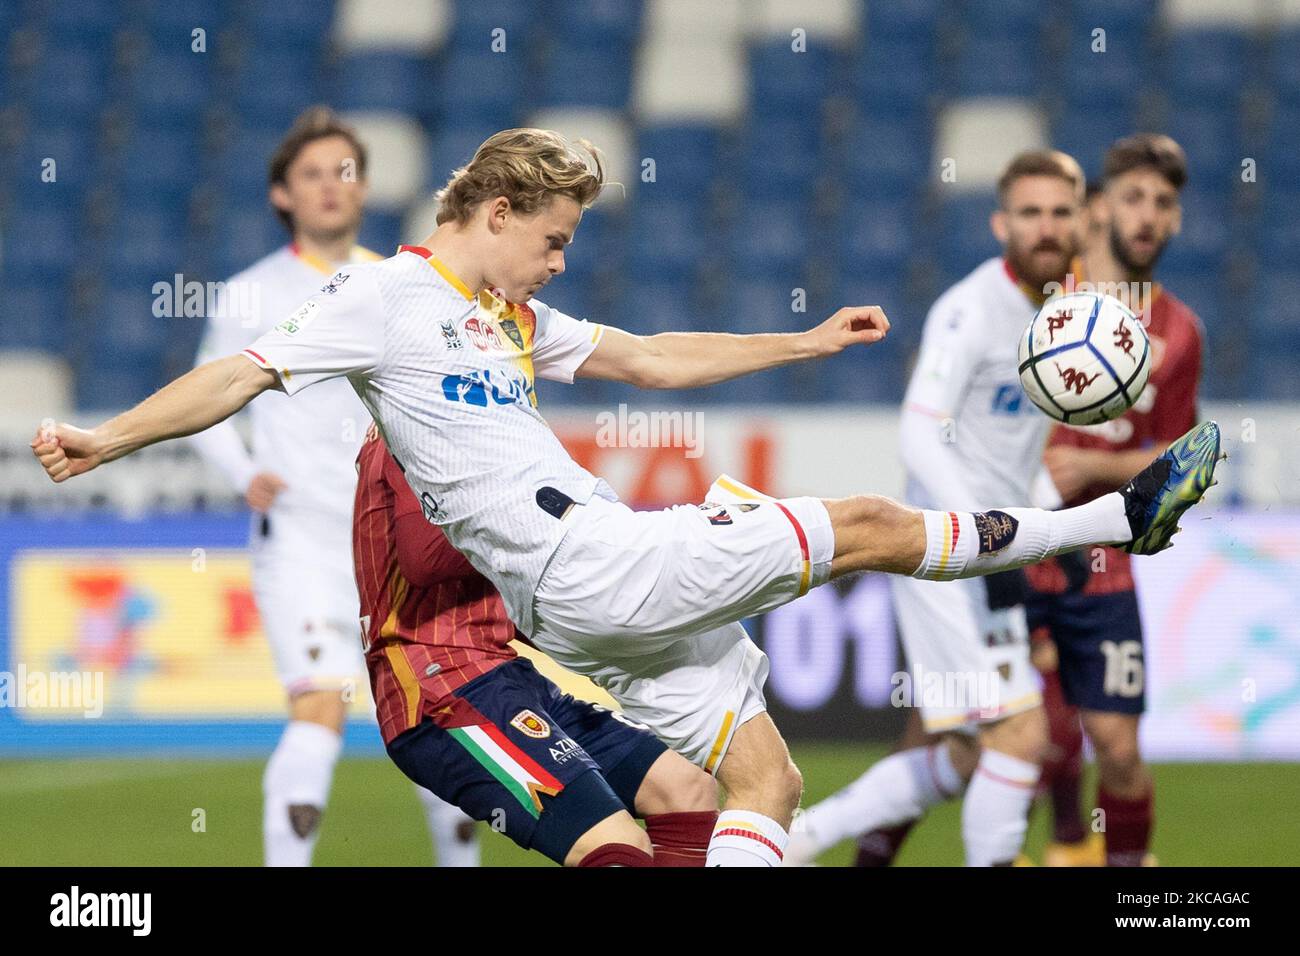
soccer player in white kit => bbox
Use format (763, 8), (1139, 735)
(788, 151), (1094, 866)
(33, 130), (1222, 869)
(191, 107), (477, 867)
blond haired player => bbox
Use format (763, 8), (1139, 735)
(34, 129), (1222, 869)
(191, 107), (477, 867)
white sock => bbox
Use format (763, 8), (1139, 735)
(962, 748), (1041, 867)
(416, 786), (480, 867)
(913, 495), (1130, 582)
(707, 810), (789, 867)
(262, 720), (342, 867)
(797, 744), (964, 860)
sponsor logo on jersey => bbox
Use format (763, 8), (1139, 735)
(510, 709), (551, 739)
(705, 507), (733, 525)
(463, 316), (501, 351)
(440, 320), (463, 350)
(548, 737), (584, 764)
(275, 299), (319, 336)
(321, 272), (350, 294)
(991, 383), (1025, 414)
(974, 510), (1019, 554)
(440, 369), (530, 408)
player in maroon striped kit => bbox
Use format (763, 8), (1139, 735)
(353, 424), (719, 866)
(1027, 133), (1203, 867)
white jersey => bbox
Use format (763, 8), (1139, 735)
(191, 244), (380, 517)
(241, 246), (608, 635)
(899, 256), (1052, 510)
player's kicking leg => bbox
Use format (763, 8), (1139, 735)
(828, 421), (1222, 582)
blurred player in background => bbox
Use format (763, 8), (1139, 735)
(190, 107), (477, 867)
(1028, 134), (1202, 867)
(355, 425), (719, 866)
(789, 151), (1088, 866)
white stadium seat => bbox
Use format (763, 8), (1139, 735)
(525, 109), (634, 206)
(340, 111), (429, 210)
(0, 351), (73, 422)
(643, 0), (748, 43)
(634, 40), (748, 123)
(745, 0), (861, 43)
(934, 98), (1049, 194)
(1163, 0), (1267, 28)
(334, 0), (450, 52)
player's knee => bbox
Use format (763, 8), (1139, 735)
(944, 735), (981, 780)
(1092, 732), (1141, 774)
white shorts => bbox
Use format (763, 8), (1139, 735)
(250, 507), (364, 696)
(529, 475), (833, 771)
(891, 574), (1041, 733)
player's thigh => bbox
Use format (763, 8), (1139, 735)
(1052, 590), (1147, 715)
(714, 710), (801, 807)
(385, 661), (630, 864)
(289, 689), (348, 732)
(534, 496), (834, 643)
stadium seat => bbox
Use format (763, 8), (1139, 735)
(1051, 109), (1136, 182)
(954, 36), (1043, 99)
(963, 0), (1048, 36)
(936, 194), (1000, 274)
(740, 116), (826, 201)
(118, 128), (200, 205)
(0, 283), (69, 352)
(633, 38), (747, 124)
(1162, 29), (1251, 110)
(726, 200), (812, 281)
(841, 117), (929, 198)
(242, 4), (336, 52)
(230, 47), (327, 130)
(544, 0), (644, 47)
(935, 99), (1049, 194)
(104, 206), (193, 279)
(642, 0), (746, 44)
(1256, 189), (1300, 264)
(10, 124), (100, 200)
(1271, 29), (1300, 105)
(749, 38), (839, 119)
(338, 111), (429, 211)
(559, 206), (624, 284)
(1162, 110), (1241, 196)
(28, 42), (111, 123)
(2, 204), (77, 284)
(356, 211), (404, 258)
(334, 0), (450, 53)
(613, 279), (699, 336)
(336, 52), (433, 115)
(1060, 32), (1147, 111)
(448, 0), (538, 46)
(436, 48), (525, 131)
(852, 37), (935, 116)
(635, 123), (722, 199)
(210, 205), (289, 280)
(1159, 191), (1232, 272)
(538, 41), (635, 110)
(44, 0), (122, 43)
(745, 0), (860, 43)
(0, 351), (74, 417)
(863, 0), (942, 42)
(836, 197), (912, 274)
(628, 198), (705, 282)
(127, 54), (212, 129)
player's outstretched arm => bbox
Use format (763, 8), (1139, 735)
(31, 355), (281, 482)
(576, 306), (889, 389)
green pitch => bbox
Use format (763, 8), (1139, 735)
(0, 746), (1291, 866)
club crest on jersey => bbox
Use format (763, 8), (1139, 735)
(707, 508), (733, 525)
(510, 709), (551, 739)
(973, 511), (1019, 554)
(498, 318), (525, 350)
(440, 320), (463, 350)
(463, 316), (501, 351)
(321, 272), (350, 294)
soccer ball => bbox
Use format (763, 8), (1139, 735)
(1018, 291), (1151, 425)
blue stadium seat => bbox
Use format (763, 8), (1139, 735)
(1270, 29), (1300, 105)
(740, 118), (825, 200)
(241, 3), (334, 52)
(560, 206), (623, 284)
(1158, 191), (1231, 272)
(865, 0), (942, 42)
(726, 200), (812, 281)
(336, 52), (432, 115)
(1261, 103), (1300, 191)
(1162, 110), (1240, 196)
(836, 197), (912, 274)
(0, 283), (69, 352)
(44, 0), (122, 42)
(538, 42), (633, 110)
(119, 128), (199, 204)
(218, 127), (287, 200)
(1256, 189), (1300, 265)
(1157, 270), (1224, 330)
(854, 38), (935, 114)
(232, 48), (327, 129)
(356, 212), (404, 259)
(1051, 109), (1136, 183)
(1162, 29), (1250, 109)
(613, 280), (697, 336)
(533, 274), (599, 321)
(2, 205), (77, 283)
(77, 358), (167, 410)
(722, 280), (810, 335)
(436, 49), (524, 131)
(1063, 0), (1156, 39)
(450, 0), (538, 47)
(29, 43), (112, 122)
(628, 199), (704, 282)
(104, 206), (192, 280)
(936, 195), (1000, 274)
(811, 349), (907, 403)
(963, 0), (1048, 40)
(10, 124), (100, 199)
(636, 124), (722, 199)
(954, 36), (1042, 98)
(841, 118), (928, 198)
(1244, 271), (1300, 398)
(542, 0), (642, 46)
(139, 0), (231, 38)
(1060, 33), (1146, 110)
(749, 39), (838, 120)
(127, 53), (212, 128)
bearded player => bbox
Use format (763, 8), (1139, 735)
(789, 151), (1095, 867)
(33, 130), (1222, 870)
(191, 107), (477, 866)
(1027, 134), (1202, 868)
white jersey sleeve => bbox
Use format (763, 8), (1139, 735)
(190, 282), (259, 493)
(898, 293), (990, 510)
(527, 298), (605, 383)
(242, 267), (385, 395)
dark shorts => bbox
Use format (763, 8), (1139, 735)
(1026, 587), (1146, 714)
(386, 658), (666, 864)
